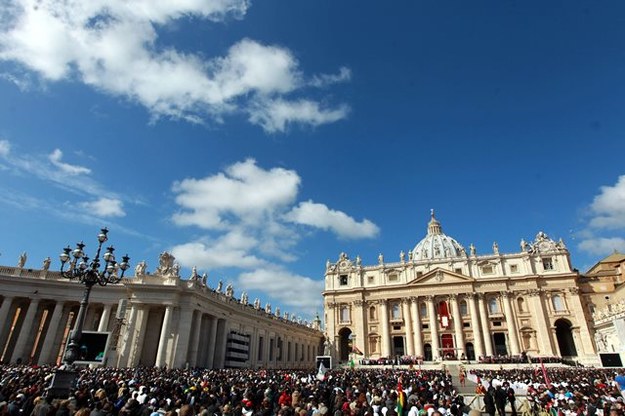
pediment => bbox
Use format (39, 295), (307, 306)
(408, 268), (474, 286)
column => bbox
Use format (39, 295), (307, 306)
(0, 296), (15, 347)
(427, 296), (440, 360)
(128, 307), (149, 367)
(213, 319), (228, 369)
(325, 302), (337, 360)
(478, 294), (494, 356)
(529, 290), (553, 355)
(38, 301), (65, 365)
(173, 307), (195, 368)
(502, 292), (520, 355)
(97, 304), (113, 332)
(467, 294), (484, 358)
(188, 311), (203, 367)
(249, 326), (259, 368)
(117, 303), (138, 367)
(11, 299), (40, 363)
(206, 316), (218, 368)
(379, 300), (391, 357)
(410, 297), (424, 357)
(402, 299), (414, 356)
(450, 294), (465, 357)
(354, 300), (367, 355)
(155, 305), (173, 367)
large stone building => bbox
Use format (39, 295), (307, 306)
(580, 252), (625, 364)
(0, 252), (323, 368)
(322, 212), (599, 366)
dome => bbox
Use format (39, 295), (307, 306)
(412, 210), (465, 261)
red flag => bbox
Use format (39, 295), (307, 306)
(539, 357), (551, 388)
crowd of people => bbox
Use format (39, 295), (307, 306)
(1, 364), (625, 416)
(0, 365), (459, 416)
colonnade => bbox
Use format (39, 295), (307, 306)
(0, 270), (324, 369)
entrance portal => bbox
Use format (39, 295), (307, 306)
(424, 344), (432, 361)
(338, 328), (352, 362)
(392, 336), (405, 357)
(465, 342), (475, 361)
(493, 333), (508, 356)
(441, 334), (454, 358)
(555, 319), (577, 357)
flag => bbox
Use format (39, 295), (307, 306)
(316, 361), (327, 381)
(352, 345), (364, 355)
(539, 357), (551, 388)
(397, 378), (405, 416)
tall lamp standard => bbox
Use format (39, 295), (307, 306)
(59, 227), (130, 365)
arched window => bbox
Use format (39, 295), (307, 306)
(420, 302), (428, 318)
(552, 295), (565, 311)
(517, 297), (526, 312)
(488, 298), (500, 314)
(459, 300), (468, 316)
(391, 303), (401, 320)
(369, 306), (377, 321)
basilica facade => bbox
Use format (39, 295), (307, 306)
(322, 212), (599, 366)
(0, 254), (323, 369)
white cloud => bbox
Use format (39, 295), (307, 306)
(168, 159), (379, 317)
(588, 175), (625, 230)
(80, 197), (125, 217)
(0, 140), (10, 157)
(249, 98), (350, 133)
(172, 158), (301, 229)
(237, 266), (323, 314)
(309, 67), (352, 88)
(578, 175), (625, 258)
(578, 237), (625, 256)
(0, 0), (349, 131)
(285, 200), (380, 239)
(171, 230), (264, 270)
(48, 149), (91, 175)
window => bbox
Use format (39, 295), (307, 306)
(340, 305), (350, 323)
(422, 324), (429, 329)
(368, 275), (375, 283)
(552, 294), (565, 311)
(543, 258), (554, 271)
(417, 271), (423, 277)
(482, 265), (494, 275)
(455, 268), (462, 275)
(488, 298), (500, 314)
(463, 322), (470, 328)
(369, 306), (377, 321)
(493, 321), (502, 327)
(510, 264), (518, 273)
(389, 273), (398, 282)
(459, 300), (468, 316)
(420, 302), (428, 317)
(340, 275), (348, 285)
(391, 302), (401, 320)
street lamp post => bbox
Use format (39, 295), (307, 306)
(58, 227), (130, 365)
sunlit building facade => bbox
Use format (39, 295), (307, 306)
(0, 254), (323, 368)
(322, 212), (599, 366)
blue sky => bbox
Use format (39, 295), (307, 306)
(1, 1), (625, 319)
